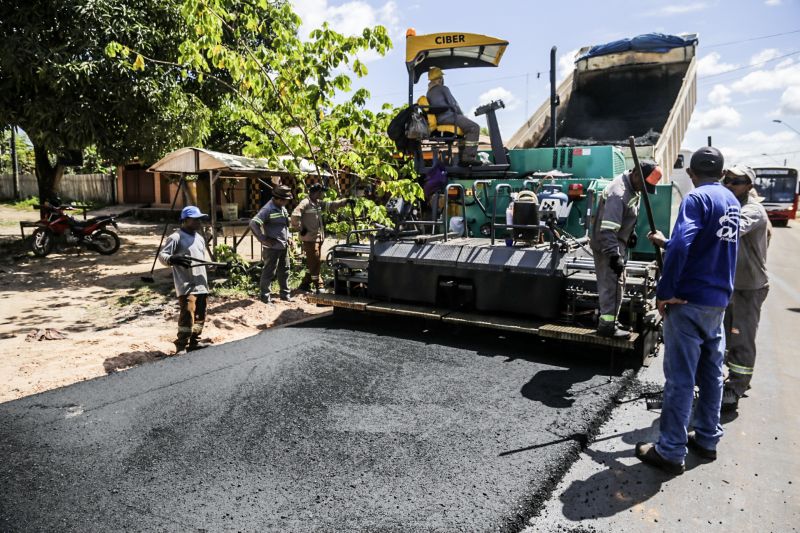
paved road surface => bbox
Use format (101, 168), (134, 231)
(1, 312), (632, 532)
(525, 222), (800, 532)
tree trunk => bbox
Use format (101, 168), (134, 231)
(33, 143), (64, 216)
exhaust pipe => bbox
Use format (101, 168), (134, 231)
(550, 46), (558, 149)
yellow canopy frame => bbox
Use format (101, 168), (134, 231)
(405, 30), (508, 84)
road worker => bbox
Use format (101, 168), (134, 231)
(158, 206), (212, 354)
(291, 183), (354, 293)
(250, 185), (294, 304)
(721, 165), (771, 412)
(426, 67), (481, 166)
(590, 160), (661, 338)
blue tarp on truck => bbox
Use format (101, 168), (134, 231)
(578, 33), (698, 61)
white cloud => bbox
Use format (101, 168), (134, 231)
(731, 61), (800, 93)
(765, 0), (782, 5)
(715, 131), (799, 167)
(750, 48), (781, 66)
(478, 87), (520, 111)
(738, 130), (796, 144)
(697, 52), (739, 76)
(646, 2), (708, 15)
(557, 48), (580, 82)
(292, 0), (400, 40)
(689, 105), (742, 130)
(708, 84), (732, 105)
(780, 86), (800, 115)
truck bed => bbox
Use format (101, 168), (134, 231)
(509, 38), (697, 183)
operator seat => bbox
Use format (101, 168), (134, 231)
(416, 96), (464, 168)
(417, 96), (463, 139)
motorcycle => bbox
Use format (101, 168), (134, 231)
(30, 203), (121, 257)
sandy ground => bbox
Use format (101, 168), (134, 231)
(0, 205), (329, 404)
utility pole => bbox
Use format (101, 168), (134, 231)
(10, 126), (20, 200)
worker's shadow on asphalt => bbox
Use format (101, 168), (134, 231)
(556, 418), (712, 521)
(520, 367), (607, 408)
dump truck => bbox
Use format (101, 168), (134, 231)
(508, 33), (699, 187)
(310, 32), (700, 363)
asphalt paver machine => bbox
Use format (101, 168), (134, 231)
(310, 31), (676, 363)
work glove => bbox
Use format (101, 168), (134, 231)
(627, 231), (638, 249)
(169, 255), (193, 268)
(608, 255), (625, 277)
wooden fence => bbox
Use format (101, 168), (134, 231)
(0, 173), (114, 203)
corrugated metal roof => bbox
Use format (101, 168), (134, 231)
(148, 147), (329, 176)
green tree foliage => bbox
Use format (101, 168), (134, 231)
(110, 0), (422, 225)
(0, 0), (212, 203)
(0, 129), (35, 174)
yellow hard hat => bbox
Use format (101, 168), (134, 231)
(428, 67), (443, 81)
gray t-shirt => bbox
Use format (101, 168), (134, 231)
(158, 229), (209, 296)
(734, 194), (770, 290)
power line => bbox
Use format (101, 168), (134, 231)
(704, 29), (800, 48)
(698, 49), (800, 82)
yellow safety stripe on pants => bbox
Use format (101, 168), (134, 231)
(600, 314), (616, 323)
(600, 220), (621, 231)
(178, 326), (193, 333)
(727, 362), (754, 375)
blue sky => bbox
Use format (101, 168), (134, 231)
(293, 0), (800, 168)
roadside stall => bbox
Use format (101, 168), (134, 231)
(147, 147), (330, 258)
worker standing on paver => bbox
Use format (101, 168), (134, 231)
(158, 206), (212, 354)
(590, 160), (661, 338)
(639, 146), (739, 474)
(721, 165), (771, 412)
(426, 67), (481, 166)
(250, 185), (294, 304)
(290, 183), (354, 293)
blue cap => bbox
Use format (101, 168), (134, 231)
(180, 206), (209, 220)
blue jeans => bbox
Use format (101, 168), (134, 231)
(656, 303), (726, 463)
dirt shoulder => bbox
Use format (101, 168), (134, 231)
(0, 206), (328, 403)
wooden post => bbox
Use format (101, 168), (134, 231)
(10, 127), (20, 201)
(209, 170), (218, 253)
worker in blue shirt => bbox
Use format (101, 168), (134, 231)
(637, 146), (740, 475)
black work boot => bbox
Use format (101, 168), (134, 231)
(597, 321), (631, 339)
(687, 431), (717, 461)
(721, 387), (739, 412)
(188, 337), (212, 352)
(635, 442), (685, 475)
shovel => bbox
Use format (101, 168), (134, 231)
(627, 137), (663, 271)
(173, 255), (230, 268)
(141, 177), (185, 283)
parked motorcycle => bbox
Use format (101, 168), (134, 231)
(30, 203), (120, 257)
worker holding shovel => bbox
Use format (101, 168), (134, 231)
(158, 205), (213, 354)
(291, 183), (355, 293)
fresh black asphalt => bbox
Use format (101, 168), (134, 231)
(0, 312), (632, 532)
